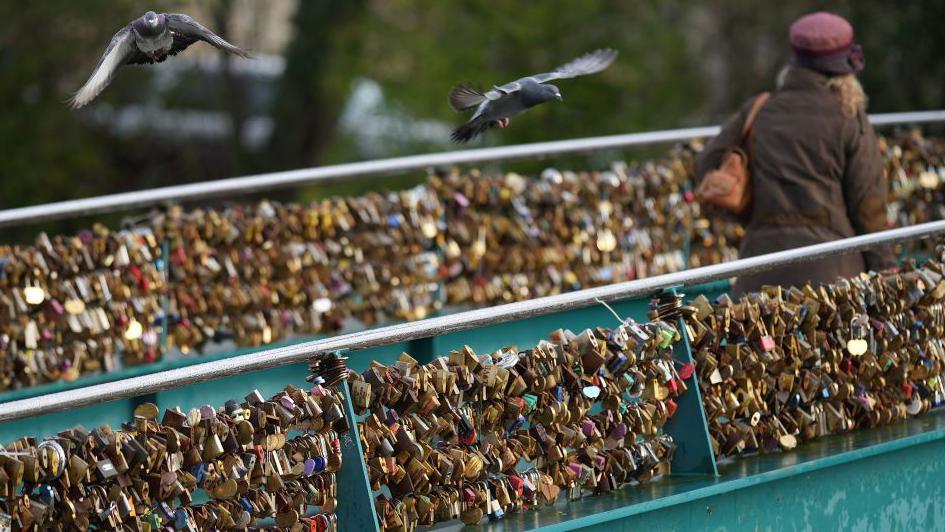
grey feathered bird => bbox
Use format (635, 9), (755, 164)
(69, 11), (250, 109)
(448, 48), (618, 143)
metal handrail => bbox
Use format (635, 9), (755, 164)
(1, 110), (943, 228)
(1, 218), (943, 422)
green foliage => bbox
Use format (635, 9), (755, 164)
(0, 2), (134, 205)
(266, 0), (367, 172)
(0, 1), (187, 240)
(314, 0), (945, 166)
(323, 1), (703, 152)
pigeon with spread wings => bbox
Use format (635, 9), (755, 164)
(69, 11), (249, 109)
(448, 48), (618, 143)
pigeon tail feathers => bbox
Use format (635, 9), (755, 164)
(450, 118), (492, 143)
(449, 84), (487, 111)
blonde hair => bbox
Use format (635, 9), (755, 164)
(777, 66), (867, 117)
(825, 74), (867, 117)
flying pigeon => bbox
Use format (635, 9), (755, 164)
(69, 11), (249, 109)
(448, 48), (618, 143)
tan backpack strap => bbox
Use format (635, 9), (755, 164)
(739, 92), (770, 145)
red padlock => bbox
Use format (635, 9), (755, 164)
(666, 399), (678, 418)
(677, 362), (695, 380)
(902, 382), (914, 398)
(507, 475), (524, 495)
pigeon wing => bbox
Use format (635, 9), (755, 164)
(475, 48), (617, 103)
(165, 13), (250, 57)
(69, 25), (139, 109)
(483, 80), (522, 101)
(531, 48), (618, 84)
(448, 84), (487, 111)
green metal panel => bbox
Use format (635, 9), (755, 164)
(155, 362), (312, 414)
(154, 338), (414, 418)
(337, 380), (382, 532)
(350, 341), (416, 372)
(0, 401), (132, 444)
(548, 441), (945, 531)
(424, 281), (731, 382)
(0, 337), (414, 442)
(430, 409), (945, 531)
(662, 289), (718, 476)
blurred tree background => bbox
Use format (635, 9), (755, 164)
(1, 0), (943, 239)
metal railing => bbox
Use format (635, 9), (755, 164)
(1, 110), (943, 228)
(1, 218), (943, 422)
(0, 109), (943, 421)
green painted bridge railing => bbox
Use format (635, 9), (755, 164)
(2, 275), (944, 530)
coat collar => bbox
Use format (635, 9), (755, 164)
(778, 66), (830, 92)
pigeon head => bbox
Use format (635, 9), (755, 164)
(133, 11), (166, 38)
(521, 82), (563, 107)
(546, 84), (563, 102)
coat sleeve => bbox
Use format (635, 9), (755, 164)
(693, 98), (753, 182)
(842, 111), (896, 271)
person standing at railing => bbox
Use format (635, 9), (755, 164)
(694, 11), (895, 296)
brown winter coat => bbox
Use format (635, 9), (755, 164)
(694, 66), (895, 296)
